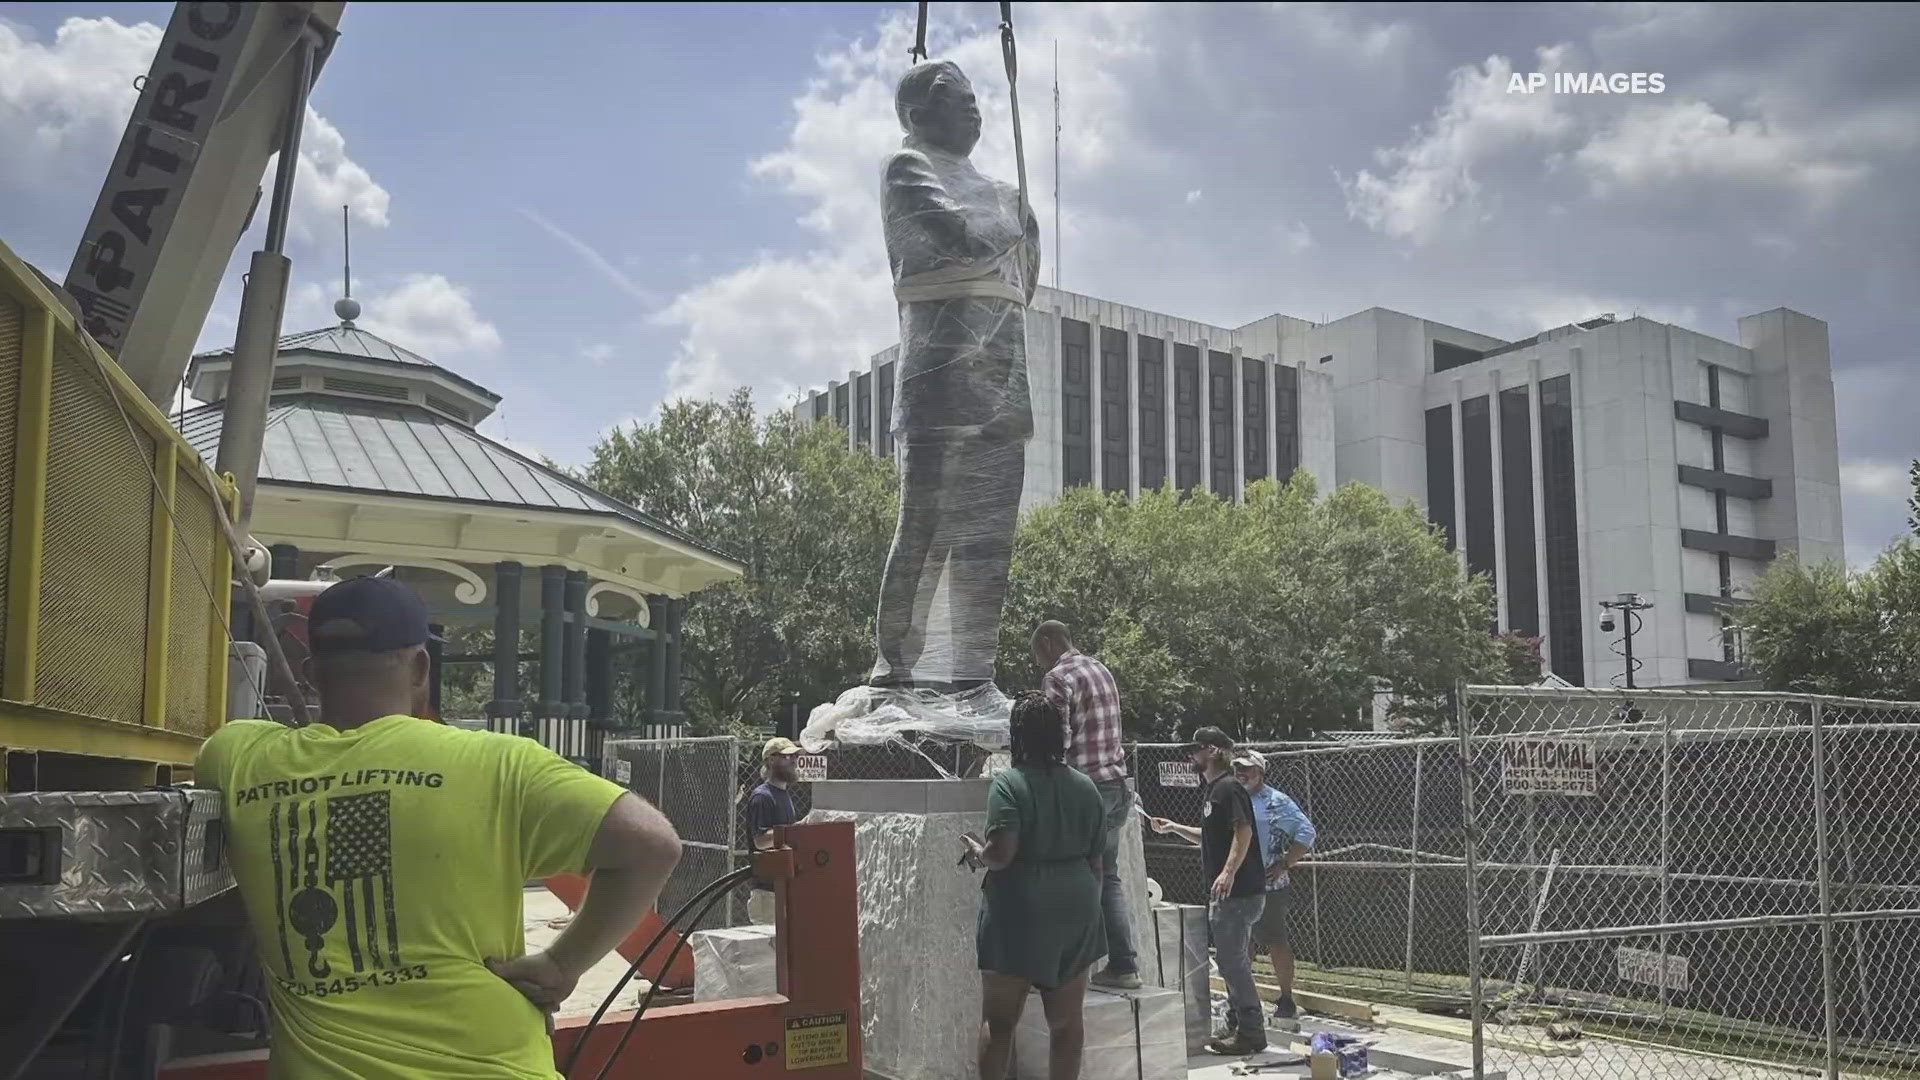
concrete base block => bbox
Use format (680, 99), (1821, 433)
(1013, 984), (1186, 1080)
(691, 924), (776, 1003)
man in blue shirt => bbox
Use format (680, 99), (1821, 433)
(745, 738), (801, 924)
(1233, 750), (1317, 1020)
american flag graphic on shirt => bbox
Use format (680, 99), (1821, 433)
(325, 790), (401, 972)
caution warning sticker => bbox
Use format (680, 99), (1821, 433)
(785, 1011), (850, 1070)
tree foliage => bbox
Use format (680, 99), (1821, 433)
(1736, 540), (1920, 700)
(1908, 458), (1919, 535)
(584, 390), (899, 733)
(997, 474), (1502, 739)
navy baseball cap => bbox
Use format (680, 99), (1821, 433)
(307, 576), (442, 655)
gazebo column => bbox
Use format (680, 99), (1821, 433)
(563, 570), (589, 719)
(586, 627), (612, 721)
(487, 561), (523, 727)
(269, 543), (300, 580)
(664, 598), (685, 715)
(427, 622), (445, 718)
(647, 596), (669, 724)
(539, 565), (565, 718)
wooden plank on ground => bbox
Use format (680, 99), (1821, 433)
(1209, 976), (1377, 1024)
(1374, 1006), (1582, 1058)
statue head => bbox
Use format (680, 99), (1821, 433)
(896, 60), (981, 156)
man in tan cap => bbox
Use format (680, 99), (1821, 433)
(745, 737), (803, 923)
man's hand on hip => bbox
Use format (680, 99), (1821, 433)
(488, 950), (577, 1014)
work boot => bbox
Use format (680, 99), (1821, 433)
(1272, 995), (1298, 1020)
(1205, 1030), (1269, 1056)
(1091, 967), (1142, 991)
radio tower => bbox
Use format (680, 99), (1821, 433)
(1052, 40), (1061, 291)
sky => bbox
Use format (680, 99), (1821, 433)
(1, 2), (1915, 565)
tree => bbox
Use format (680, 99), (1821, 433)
(1737, 540), (1920, 700)
(998, 473), (1501, 739)
(584, 390), (899, 733)
(1908, 458), (1919, 535)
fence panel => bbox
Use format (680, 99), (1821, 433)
(604, 734), (739, 933)
(1462, 687), (1920, 1080)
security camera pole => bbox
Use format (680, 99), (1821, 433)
(1598, 592), (1654, 688)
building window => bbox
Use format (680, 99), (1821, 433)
(1138, 337), (1166, 491)
(1209, 350), (1236, 499)
(1540, 375), (1583, 684)
(1499, 386), (1538, 637)
(833, 383), (849, 429)
(812, 393), (828, 422)
(855, 372), (873, 447)
(1462, 395), (1496, 623)
(1101, 327), (1130, 494)
(1319, 354), (1333, 365)
(878, 361), (896, 457)
(1433, 340), (1481, 373)
(1425, 405), (1454, 550)
(1174, 343), (1201, 492)
(1061, 318), (1093, 489)
(1275, 363), (1299, 483)
(1242, 358), (1268, 485)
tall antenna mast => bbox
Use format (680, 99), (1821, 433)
(1053, 39), (1060, 292)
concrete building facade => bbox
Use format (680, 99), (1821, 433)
(797, 289), (1843, 689)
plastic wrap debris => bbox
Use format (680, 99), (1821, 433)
(1147, 902), (1213, 1054)
(1013, 984), (1185, 1080)
(869, 59), (1040, 691)
(806, 804), (988, 1080)
(690, 924), (777, 1004)
(800, 681), (1010, 752)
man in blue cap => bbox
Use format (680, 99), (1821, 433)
(196, 575), (683, 1077)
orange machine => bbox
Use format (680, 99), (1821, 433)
(157, 821), (862, 1079)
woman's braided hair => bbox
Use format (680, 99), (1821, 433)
(1009, 691), (1067, 769)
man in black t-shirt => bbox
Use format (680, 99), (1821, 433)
(744, 738), (801, 924)
(1150, 726), (1269, 1055)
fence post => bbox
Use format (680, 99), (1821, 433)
(1810, 698), (1838, 1080)
(1305, 753), (1323, 970)
(1404, 743), (1424, 991)
(1455, 685), (1485, 1080)
(1658, 702), (1672, 1021)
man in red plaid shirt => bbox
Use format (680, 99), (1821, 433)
(1032, 620), (1139, 988)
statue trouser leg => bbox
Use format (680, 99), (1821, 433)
(872, 437), (1026, 686)
(943, 438), (1026, 685)
(872, 439), (950, 684)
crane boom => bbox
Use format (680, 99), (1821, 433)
(62, 1), (346, 408)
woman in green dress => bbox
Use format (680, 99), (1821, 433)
(961, 692), (1107, 1080)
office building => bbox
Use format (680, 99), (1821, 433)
(798, 289), (1843, 689)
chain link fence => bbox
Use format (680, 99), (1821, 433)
(1461, 686), (1920, 1080)
(612, 693), (1919, 1079)
(602, 734), (740, 933)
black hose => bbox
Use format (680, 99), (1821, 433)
(590, 875), (749, 1080)
(561, 866), (756, 1078)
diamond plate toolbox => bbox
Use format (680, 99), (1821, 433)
(0, 788), (233, 918)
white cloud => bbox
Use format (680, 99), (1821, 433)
(518, 208), (660, 306)
(0, 16), (158, 183)
(582, 342), (616, 367)
(0, 16), (387, 242)
(358, 274), (502, 358)
(1280, 221), (1314, 253)
(1574, 100), (1873, 202)
(1185, 189), (1203, 205)
(1339, 49), (1578, 243)
(1841, 460), (1911, 501)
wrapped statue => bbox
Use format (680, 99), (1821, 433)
(801, 58), (1036, 753)
(873, 58), (1039, 690)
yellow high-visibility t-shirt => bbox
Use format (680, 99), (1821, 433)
(195, 715), (627, 1079)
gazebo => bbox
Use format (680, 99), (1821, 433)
(176, 301), (742, 756)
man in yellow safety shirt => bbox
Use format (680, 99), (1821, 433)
(197, 575), (682, 1077)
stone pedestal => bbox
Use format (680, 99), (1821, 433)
(806, 778), (1157, 1080)
(1012, 984), (1185, 1080)
(690, 924), (777, 1003)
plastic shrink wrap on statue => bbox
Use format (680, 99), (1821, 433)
(805, 58), (1038, 754)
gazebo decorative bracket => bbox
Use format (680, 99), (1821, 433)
(317, 553), (489, 605)
(586, 581), (651, 625)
